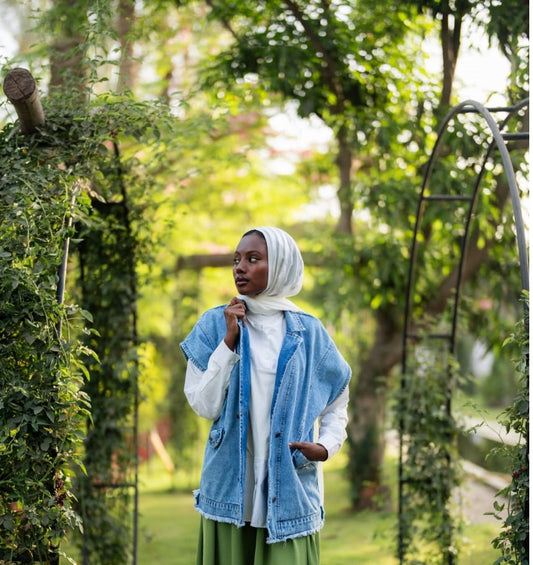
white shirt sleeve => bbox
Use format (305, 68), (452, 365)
(184, 340), (240, 420)
(317, 386), (349, 459)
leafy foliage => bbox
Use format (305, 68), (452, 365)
(60, 96), (176, 563)
(198, 0), (431, 146)
(395, 344), (463, 564)
(0, 54), (178, 560)
(490, 297), (529, 564)
(69, 98), (166, 561)
(73, 193), (139, 563)
(0, 119), (91, 561)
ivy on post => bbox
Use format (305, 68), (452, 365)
(0, 68), (89, 564)
(74, 140), (141, 565)
(396, 345), (462, 565)
(490, 300), (529, 565)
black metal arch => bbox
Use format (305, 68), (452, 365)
(398, 98), (529, 563)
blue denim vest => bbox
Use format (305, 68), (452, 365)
(180, 305), (351, 543)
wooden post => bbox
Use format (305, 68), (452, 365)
(3, 68), (45, 133)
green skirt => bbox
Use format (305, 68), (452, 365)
(196, 517), (320, 565)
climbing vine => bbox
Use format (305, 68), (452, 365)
(0, 118), (92, 562)
(396, 343), (463, 564)
(0, 85), (173, 563)
(55, 95), (171, 565)
(491, 296), (529, 565)
(72, 132), (151, 564)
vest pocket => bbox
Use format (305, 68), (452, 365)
(208, 427), (225, 448)
(291, 448), (315, 471)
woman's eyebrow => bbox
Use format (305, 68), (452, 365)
(234, 248), (266, 256)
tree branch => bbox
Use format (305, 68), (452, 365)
(282, 0), (346, 111)
(176, 250), (326, 271)
(205, 0), (241, 42)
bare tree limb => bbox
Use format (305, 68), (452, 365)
(176, 250), (326, 271)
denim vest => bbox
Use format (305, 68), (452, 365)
(180, 305), (351, 543)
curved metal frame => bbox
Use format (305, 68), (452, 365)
(398, 98), (529, 563)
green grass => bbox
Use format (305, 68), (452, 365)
(131, 457), (399, 565)
(137, 489), (198, 564)
(61, 452), (502, 564)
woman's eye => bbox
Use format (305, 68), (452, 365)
(249, 257), (258, 263)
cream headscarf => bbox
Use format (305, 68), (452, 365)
(237, 226), (303, 313)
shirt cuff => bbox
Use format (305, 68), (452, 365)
(211, 339), (241, 366)
(317, 434), (341, 459)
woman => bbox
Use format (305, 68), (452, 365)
(181, 227), (351, 565)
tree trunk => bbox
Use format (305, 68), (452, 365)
(116, 0), (137, 92)
(48, 0), (89, 105)
(347, 308), (403, 510)
(347, 168), (515, 509)
(49, 35), (88, 102)
(335, 125), (354, 235)
(439, 10), (462, 110)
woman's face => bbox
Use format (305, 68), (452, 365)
(233, 232), (269, 295)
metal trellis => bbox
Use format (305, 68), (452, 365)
(398, 98), (529, 564)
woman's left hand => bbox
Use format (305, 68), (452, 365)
(289, 441), (328, 462)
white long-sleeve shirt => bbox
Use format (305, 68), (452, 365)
(184, 310), (349, 527)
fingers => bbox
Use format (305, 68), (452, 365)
(289, 441), (313, 453)
(223, 298), (247, 350)
(289, 442), (328, 462)
(225, 297), (247, 326)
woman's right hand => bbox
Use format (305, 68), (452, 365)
(223, 297), (247, 350)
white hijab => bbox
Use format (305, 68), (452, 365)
(237, 226), (304, 314)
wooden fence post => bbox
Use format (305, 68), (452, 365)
(3, 67), (45, 133)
